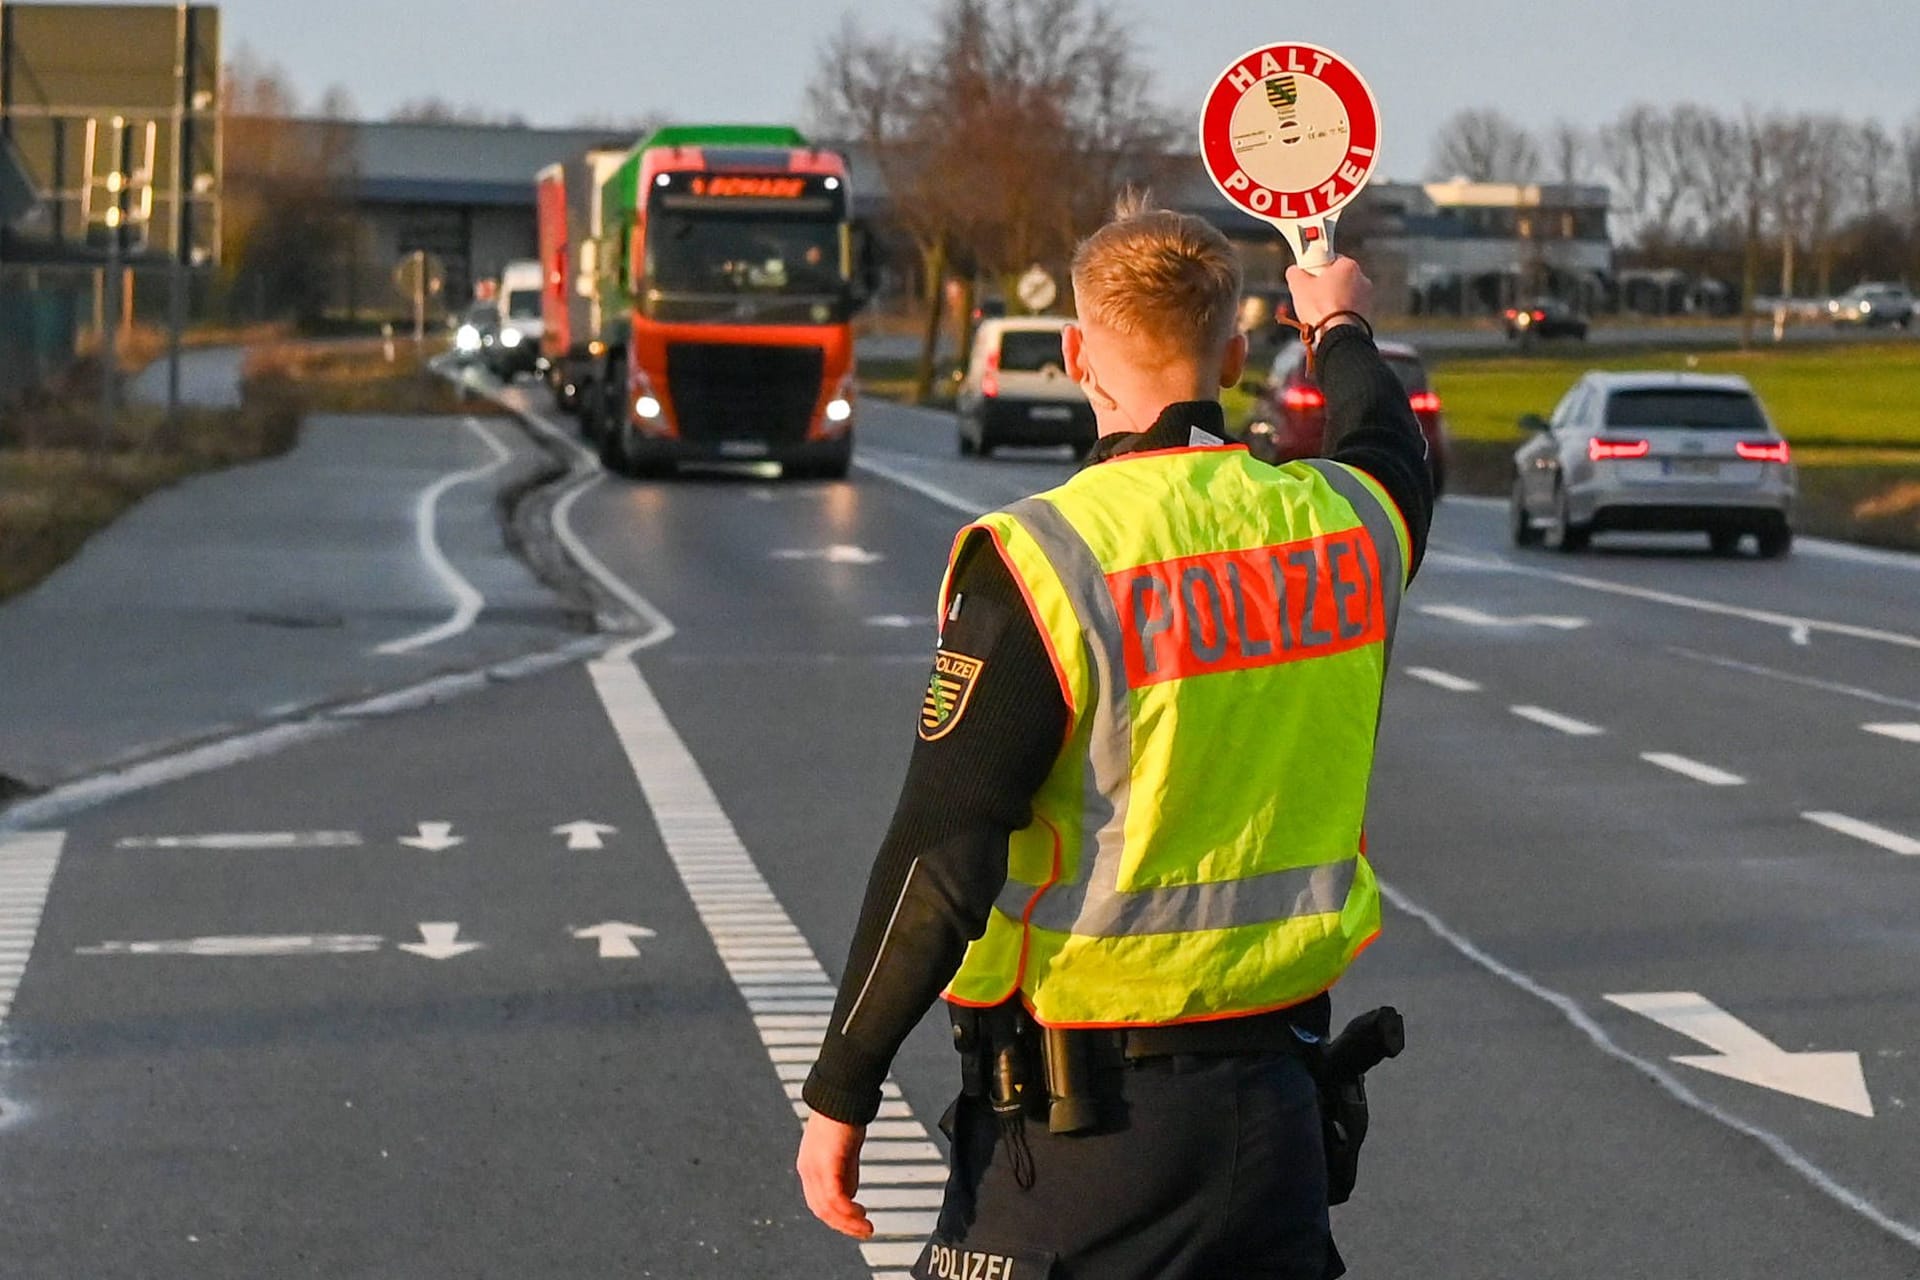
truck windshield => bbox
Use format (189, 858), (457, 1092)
(648, 214), (844, 297)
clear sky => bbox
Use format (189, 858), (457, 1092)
(110, 0), (1920, 179)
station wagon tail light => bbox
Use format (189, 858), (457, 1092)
(1589, 437), (1651, 461)
(1281, 385), (1325, 411)
(982, 349), (1000, 398)
(1408, 390), (1441, 413)
(1735, 440), (1791, 463)
(1532, 309), (1547, 321)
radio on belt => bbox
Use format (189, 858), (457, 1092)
(1198, 42), (1382, 274)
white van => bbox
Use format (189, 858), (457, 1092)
(490, 259), (546, 379)
(955, 317), (1095, 458)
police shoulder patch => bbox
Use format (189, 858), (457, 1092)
(920, 648), (985, 741)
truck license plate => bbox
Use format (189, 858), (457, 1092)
(718, 441), (770, 458)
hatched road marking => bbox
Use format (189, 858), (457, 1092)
(1640, 753), (1746, 787)
(1802, 812), (1920, 857)
(589, 656), (945, 1276)
(0, 831), (64, 1023)
(1863, 723), (1920, 744)
(1510, 705), (1606, 736)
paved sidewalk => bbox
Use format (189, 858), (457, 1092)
(0, 407), (585, 791)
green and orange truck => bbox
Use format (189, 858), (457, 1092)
(568, 125), (869, 479)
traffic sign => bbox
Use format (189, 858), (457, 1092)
(1016, 265), (1058, 314)
(1199, 43), (1381, 271)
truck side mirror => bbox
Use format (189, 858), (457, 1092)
(849, 223), (881, 310)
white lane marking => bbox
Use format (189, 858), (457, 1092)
(397, 821), (463, 852)
(570, 921), (656, 959)
(1378, 880), (1920, 1250)
(772, 544), (885, 565)
(1428, 541), (1920, 652)
(115, 831), (362, 850)
(1863, 723), (1920, 744)
(552, 474), (677, 662)
(552, 820), (618, 850)
(852, 452), (985, 517)
(374, 416), (515, 655)
(1405, 667), (1482, 693)
(1510, 705), (1605, 736)
(1605, 992), (1872, 1117)
(1418, 604), (1588, 630)
(0, 832), (64, 1021)
(1640, 753), (1746, 786)
(397, 922), (481, 960)
(588, 656), (948, 1264)
(78, 933), (385, 957)
(866, 614), (936, 629)
(1802, 811), (1920, 857)
(1665, 647), (1920, 713)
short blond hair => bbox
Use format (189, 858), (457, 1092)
(1071, 190), (1243, 360)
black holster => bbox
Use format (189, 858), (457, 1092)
(1310, 1006), (1405, 1206)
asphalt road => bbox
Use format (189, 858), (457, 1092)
(0, 383), (1915, 1277)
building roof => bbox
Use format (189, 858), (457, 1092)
(335, 119), (639, 206)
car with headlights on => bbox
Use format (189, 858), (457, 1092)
(1503, 297), (1589, 341)
(1510, 372), (1795, 557)
(1235, 337), (1450, 495)
(1827, 282), (1913, 329)
(452, 303), (497, 363)
(486, 259), (546, 380)
(955, 317), (1095, 458)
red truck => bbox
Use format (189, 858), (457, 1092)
(534, 148), (627, 412)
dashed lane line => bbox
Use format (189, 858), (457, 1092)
(1802, 811), (1920, 857)
(1405, 667), (1482, 693)
(374, 417), (516, 656)
(1509, 705), (1606, 736)
(589, 656), (944, 1277)
(1863, 723), (1920, 745)
(1640, 752), (1746, 787)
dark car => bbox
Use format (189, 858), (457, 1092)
(1235, 339), (1449, 496)
(1503, 298), (1589, 341)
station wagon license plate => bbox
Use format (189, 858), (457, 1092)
(1662, 458), (1720, 477)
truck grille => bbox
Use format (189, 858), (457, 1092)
(665, 342), (824, 446)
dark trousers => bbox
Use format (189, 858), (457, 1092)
(913, 1051), (1343, 1280)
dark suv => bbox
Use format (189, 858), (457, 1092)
(1503, 298), (1588, 341)
(1236, 338), (1449, 496)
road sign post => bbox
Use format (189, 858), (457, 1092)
(1199, 43), (1381, 273)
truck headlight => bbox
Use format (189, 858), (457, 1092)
(636, 395), (662, 420)
(455, 324), (481, 352)
(825, 397), (853, 423)
(500, 327), (523, 348)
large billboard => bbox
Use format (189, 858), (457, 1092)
(0, 2), (220, 264)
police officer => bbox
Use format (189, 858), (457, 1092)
(797, 194), (1433, 1280)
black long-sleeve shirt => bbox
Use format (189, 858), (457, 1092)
(804, 326), (1434, 1125)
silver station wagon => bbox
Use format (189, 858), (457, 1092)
(1510, 372), (1797, 558)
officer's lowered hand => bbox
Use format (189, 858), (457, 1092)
(797, 1111), (874, 1239)
(1286, 256), (1374, 334)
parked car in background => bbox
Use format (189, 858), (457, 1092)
(955, 317), (1094, 458)
(487, 259), (546, 381)
(1509, 372), (1795, 557)
(1234, 338), (1450, 495)
(1503, 297), (1589, 341)
(1827, 282), (1913, 329)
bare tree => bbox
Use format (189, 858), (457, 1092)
(1599, 104), (1660, 246)
(1855, 121), (1894, 217)
(1547, 121), (1588, 185)
(390, 98), (527, 127)
(1428, 109), (1541, 182)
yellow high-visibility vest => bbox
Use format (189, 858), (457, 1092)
(942, 443), (1410, 1026)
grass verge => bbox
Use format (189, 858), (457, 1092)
(246, 340), (502, 416)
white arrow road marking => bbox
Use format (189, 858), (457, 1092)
(1405, 667), (1482, 693)
(1640, 753), (1746, 786)
(1418, 603), (1589, 630)
(551, 820), (617, 851)
(770, 544), (884, 565)
(77, 934), (384, 957)
(115, 831), (363, 851)
(1605, 992), (1874, 1117)
(570, 922), (657, 959)
(1863, 722), (1920, 744)
(374, 416), (515, 655)
(398, 922), (481, 960)
(864, 614), (935, 629)
(398, 822), (463, 852)
(1802, 811), (1920, 857)
(589, 656), (948, 1276)
(1510, 704), (1605, 736)
(0, 832), (64, 1020)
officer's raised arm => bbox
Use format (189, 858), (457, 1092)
(1288, 258), (1436, 579)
